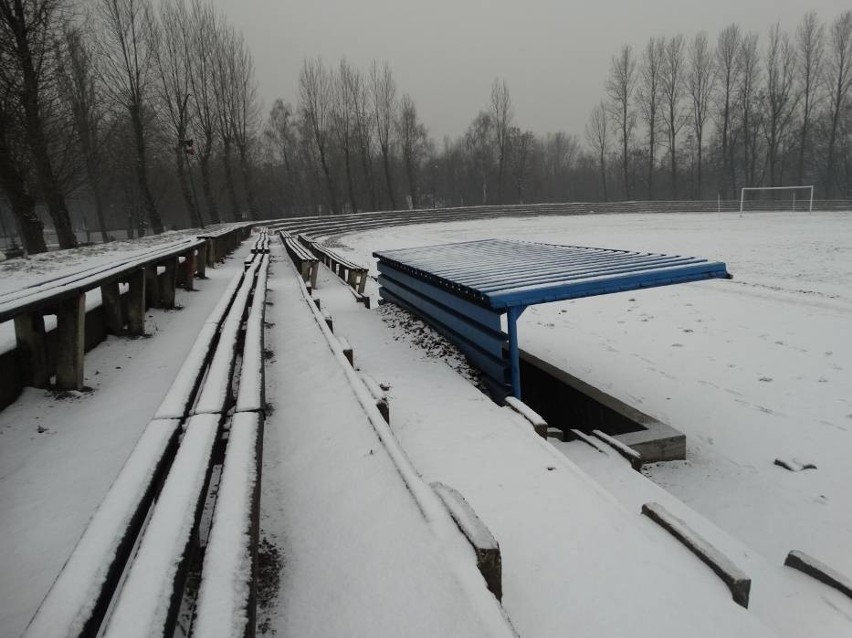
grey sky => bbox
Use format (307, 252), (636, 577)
(212, 0), (849, 141)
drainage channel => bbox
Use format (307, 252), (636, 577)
(517, 349), (686, 463)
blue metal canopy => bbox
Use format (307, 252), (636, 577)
(374, 239), (731, 399)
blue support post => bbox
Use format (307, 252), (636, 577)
(507, 306), (524, 399)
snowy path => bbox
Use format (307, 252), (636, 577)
(0, 245), (254, 636)
(333, 211), (852, 580)
(259, 249), (513, 638)
(304, 263), (775, 637)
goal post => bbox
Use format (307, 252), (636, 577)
(739, 185), (814, 214)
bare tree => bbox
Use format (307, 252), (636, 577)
(543, 131), (579, 200)
(824, 10), (852, 196)
(763, 23), (798, 186)
(584, 101), (609, 201)
(688, 32), (716, 198)
(0, 0), (78, 247)
(739, 32), (762, 187)
(397, 93), (429, 208)
(155, 0), (202, 227)
(188, 0), (220, 223)
(490, 77), (513, 203)
(59, 24), (110, 242)
(606, 45), (636, 199)
(351, 67), (377, 210)
(228, 31), (259, 220)
(661, 34), (686, 198)
(637, 37), (664, 198)
(300, 57), (339, 214)
(795, 11), (824, 186)
(333, 59), (359, 213)
(464, 111), (493, 204)
(715, 24), (742, 196)
(212, 23), (241, 220)
(509, 128), (535, 203)
(370, 60), (397, 209)
(97, 0), (164, 234)
(265, 98), (297, 213)
(0, 85), (46, 252)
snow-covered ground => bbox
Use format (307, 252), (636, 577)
(3, 213), (851, 637)
(327, 211), (852, 580)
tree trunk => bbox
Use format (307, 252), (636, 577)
(175, 145), (202, 227)
(696, 138), (703, 199)
(648, 125), (655, 199)
(130, 106), (164, 234)
(358, 141), (377, 211)
(600, 152), (609, 202)
(199, 149), (221, 224)
(0, 141), (47, 253)
(622, 104), (630, 199)
(10, 14), (77, 249)
(381, 144), (397, 209)
(221, 138), (242, 220)
(343, 144), (358, 213)
(238, 146), (260, 221)
(90, 172), (109, 243)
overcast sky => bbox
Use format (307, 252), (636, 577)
(211, 0), (850, 141)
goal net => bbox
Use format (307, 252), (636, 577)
(740, 186), (814, 213)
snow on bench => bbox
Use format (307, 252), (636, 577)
(193, 256), (263, 415)
(431, 482), (502, 601)
(642, 502), (751, 608)
(251, 229), (270, 255)
(194, 411), (262, 638)
(102, 413), (221, 638)
(504, 396), (547, 438)
(592, 429), (643, 470)
(299, 235), (368, 294)
(360, 373), (389, 423)
(784, 550), (852, 599)
(155, 268), (248, 420)
(235, 256), (269, 413)
(198, 223), (251, 266)
(279, 232), (318, 289)
(23, 419), (181, 638)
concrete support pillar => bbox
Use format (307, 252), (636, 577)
(14, 312), (50, 388)
(100, 281), (125, 335)
(196, 244), (207, 278)
(127, 269), (146, 335)
(161, 259), (177, 309)
(55, 294), (86, 390)
(183, 251), (196, 290)
(145, 265), (161, 309)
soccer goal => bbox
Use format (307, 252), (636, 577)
(740, 185), (814, 214)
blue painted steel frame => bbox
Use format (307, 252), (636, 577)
(375, 241), (731, 401)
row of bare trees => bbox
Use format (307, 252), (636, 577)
(1, 0), (260, 254)
(259, 10), (850, 219)
(260, 66), (590, 214)
(589, 10), (852, 201)
(264, 58), (431, 215)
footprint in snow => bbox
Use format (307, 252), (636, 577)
(671, 343), (683, 348)
(759, 376), (773, 382)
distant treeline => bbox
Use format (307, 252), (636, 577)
(1, 3), (850, 254)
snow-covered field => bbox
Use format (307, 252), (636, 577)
(329, 211), (852, 579)
(2, 212), (851, 637)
